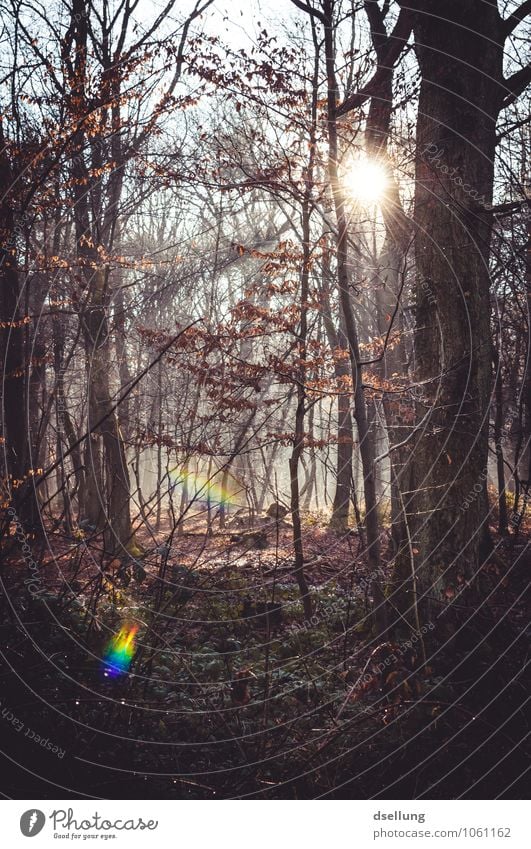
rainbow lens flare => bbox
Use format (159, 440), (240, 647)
(169, 466), (242, 508)
(102, 624), (138, 678)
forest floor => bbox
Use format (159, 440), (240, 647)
(0, 516), (529, 799)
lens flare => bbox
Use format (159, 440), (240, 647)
(169, 467), (241, 507)
(102, 624), (138, 678)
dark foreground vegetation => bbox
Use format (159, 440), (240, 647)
(1, 514), (529, 799)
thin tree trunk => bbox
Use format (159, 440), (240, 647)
(493, 347), (508, 535)
(323, 0), (387, 632)
(288, 20), (319, 620)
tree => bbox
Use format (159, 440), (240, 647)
(391, 0), (531, 626)
(322, 0), (388, 631)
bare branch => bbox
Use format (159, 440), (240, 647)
(336, 7), (414, 116)
(502, 62), (531, 109)
(32, 322), (200, 493)
(489, 198), (531, 217)
(290, 0), (326, 24)
(503, 0), (531, 36)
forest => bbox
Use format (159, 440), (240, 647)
(0, 0), (530, 800)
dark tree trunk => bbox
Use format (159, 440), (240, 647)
(493, 347), (508, 535)
(320, 253), (354, 533)
(393, 0), (506, 626)
(290, 183), (313, 620)
(65, 1), (133, 555)
(331, 321), (354, 531)
(0, 157), (26, 506)
(0, 127), (40, 534)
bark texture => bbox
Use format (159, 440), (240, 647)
(393, 1), (506, 625)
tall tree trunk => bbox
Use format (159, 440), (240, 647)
(363, 0), (414, 559)
(392, 0), (505, 626)
(114, 282), (133, 439)
(373, 235), (413, 556)
(320, 253), (354, 532)
(80, 268), (133, 552)
(522, 167), (531, 501)
(289, 204), (313, 616)
(493, 346), (508, 535)
(27, 271), (48, 526)
(64, 0), (134, 555)
(0, 125), (40, 534)
(289, 24), (319, 620)
(323, 0), (387, 632)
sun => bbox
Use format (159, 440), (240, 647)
(344, 157), (388, 205)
